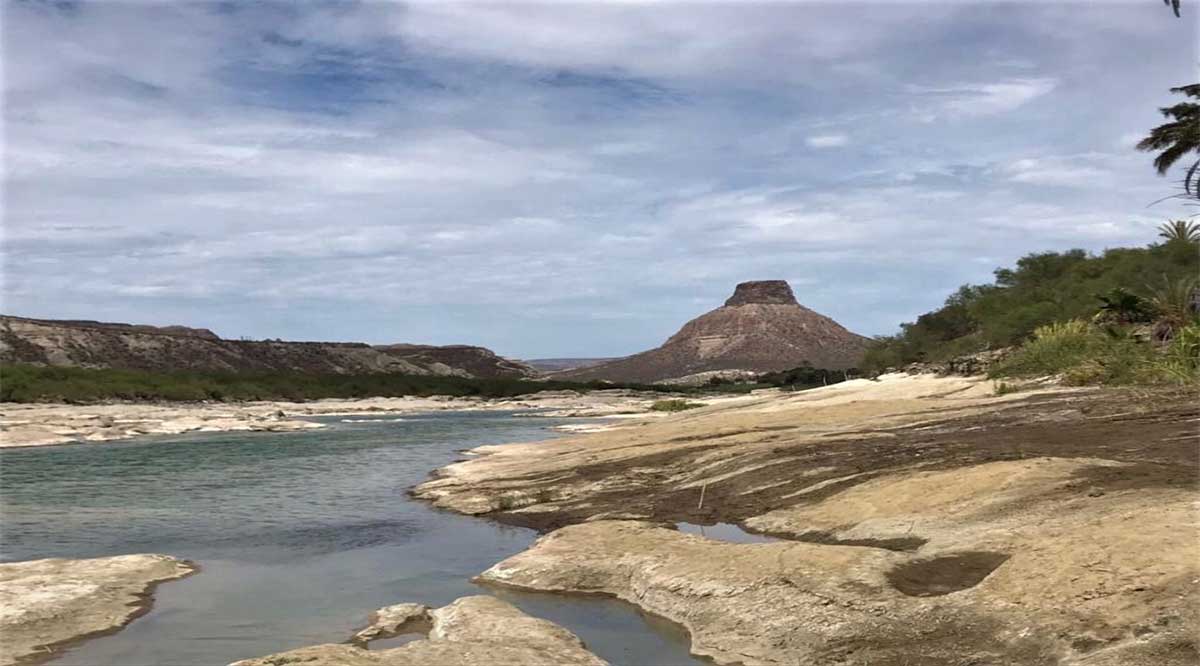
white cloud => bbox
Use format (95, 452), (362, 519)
(2, 2), (1194, 356)
(910, 78), (1057, 118)
(806, 134), (849, 148)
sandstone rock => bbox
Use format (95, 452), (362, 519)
(232, 596), (608, 666)
(415, 375), (1197, 665)
(0, 554), (195, 666)
(351, 602), (430, 644)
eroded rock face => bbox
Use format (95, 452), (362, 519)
(233, 596), (608, 666)
(723, 280), (798, 306)
(0, 554), (195, 666)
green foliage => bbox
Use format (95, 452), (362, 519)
(1157, 321), (1200, 382)
(992, 381), (1019, 396)
(1138, 84), (1200, 197)
(1093, 287), (1153, 325)
(648, 399), (706, 412)
(755, 364), (851, 390)
(1158, 219), (1200, 242)
(0, 365), (676, 404)
(862, 240), (1200, 373)
(1146, 274), (1200, 341)
(990, 319), (1199, 386)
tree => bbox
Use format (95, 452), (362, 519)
(1137, 85), (1200, 198)
(1164, 0), (1181, 16)
(1094, 287), (1153, 325)
(1158, 219), (1200, 242)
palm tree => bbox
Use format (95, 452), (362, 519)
(1157, 219), (1200, 242)
(1094, 287), (1152, 325)
(1146, 275), (1200, 343)
(1137, 84), (1200, 197)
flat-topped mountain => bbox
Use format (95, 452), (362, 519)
(0, 315), (537, 379)
(554, 280), (869, 384)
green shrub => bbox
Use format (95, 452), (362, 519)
(649, 399), (705, 412)
(863, 239), (1199, 373)
(991, 320), (1176, 386)
(991, 320), (1102, 378)
(992, 381), (1020, 396)
(0, 364), (685, 403)
(1153, 321), (1200, 383)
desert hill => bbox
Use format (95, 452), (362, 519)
(555, 280), (868, 384)
(0, 315), (537, 379)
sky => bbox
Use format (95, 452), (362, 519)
(3, 1), (1197, 358)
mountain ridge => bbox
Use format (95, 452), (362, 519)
(0, 315), (537, 379)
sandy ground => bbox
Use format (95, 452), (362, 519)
(0, 389), (716, 448)
(0, 554), (195, 666)
(413, 373), (1199, 665)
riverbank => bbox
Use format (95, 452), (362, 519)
(0, 389), (731, 448)
(412, 373), (1199, 665)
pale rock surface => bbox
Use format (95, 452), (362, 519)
(0, 389), (680, 448)
(232, 595), (608, 666)
(415, 374), (1197, 665)
(351, 602), (430, 643)
(0, 554), (195, 666)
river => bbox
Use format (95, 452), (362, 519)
(0, 411), (701, 666)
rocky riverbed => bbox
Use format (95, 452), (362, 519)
(0, 389), (712, 448)
(412, 374), (1199, 665)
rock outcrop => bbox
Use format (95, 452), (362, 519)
(0, 315), (536, 379)
(233, 595), (608, 666)
(0, 554), (195, 666)
(553, 281), (869, 384)
(416, 375), (1198, 665)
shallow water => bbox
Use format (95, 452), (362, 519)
(0, 412), (702, 666)
(676, 522), (779, 544)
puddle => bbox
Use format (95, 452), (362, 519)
(886, 551), (1010, 597)
(366, 633), (425, 650)
(676, 522), (779, 544)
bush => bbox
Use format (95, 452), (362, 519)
(990, 320), (1185, 386)
(863, 239), (1199, 373)
(649, 399), (705, 412)
(0, 364), (682, 403)
(1154, 321), (1200, 383)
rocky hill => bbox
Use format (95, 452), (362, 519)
(0, 315), (537, 379)
(554, 281), (868, 384)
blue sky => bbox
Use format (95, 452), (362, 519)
(3, 1), (1196, 358)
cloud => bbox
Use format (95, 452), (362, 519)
(2, 1), (1195, 356)
(909, 77), (1057, 119)
(806, 134), (849, 148)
